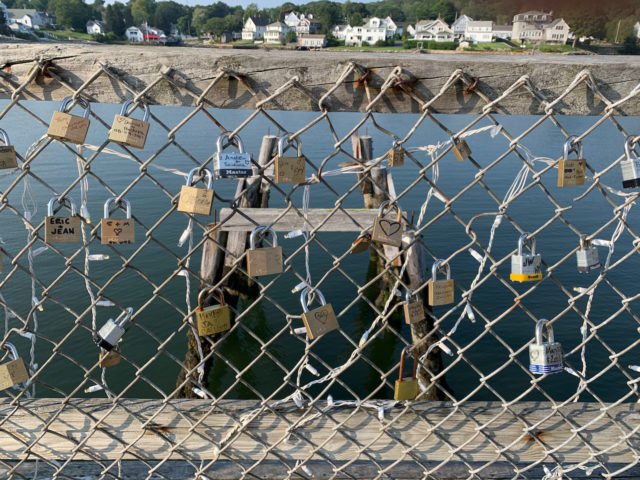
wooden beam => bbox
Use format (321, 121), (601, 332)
(218, 207), (380, 232)
(2, 45), (640, 115)
(0, 399), (637, 464)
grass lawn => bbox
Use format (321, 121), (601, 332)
(42, 29), (93, 41)
(326, 45), (405, 51)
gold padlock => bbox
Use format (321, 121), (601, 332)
(451, 135), (471, 162)
(394, 346), (419, 401)
(428, 259), (454, 306)
(403, 289), (426, 324)
(371, 200), (404, 247)
(195, 286), (231, 336)
(99, 347), (121, 368)
(47, 96), (91, 145)
(275, 133), (306, 184)
(101, 197), (135, 245)
(388, 140), (405, 167)
(108, 99), (151, 149)
(246, 226), (283, 277)
(0, 128), (18, 170)
(45, 195), (82, 243)
(350, 232), (371, 254)
(0, 342), (29, 391)
(177, 168), (214, 216)
(557, 136), (586, 187)
(300, 287), (339, 339)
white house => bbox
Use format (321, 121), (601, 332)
(512, 11), (569, 44)
(543, 18), (569, 43)
(332, 24), (349, 41)
(345, 21), (387, 46)
(283, 11), (300, 28)
(635, 21), (640, 39)
(296, 15), (321, 35)
(405, 24), (415, 37)
(125, 26), (143, 42)
(362, 16), (395, 39)
(492, 24), (512, 39)
(298, 33), (326, 48)
(7, 9), (45, 29)
(451, 14), (472, 37)
(242, 16), (269, 41)
(383, 15), (401, 37)
(414, 18), (454, 42)
(86, 20), (106, 35)
(465, 20), (493, 43)
(264, 21), (290, 44)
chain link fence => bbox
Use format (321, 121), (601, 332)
(0, 52), (639, 479)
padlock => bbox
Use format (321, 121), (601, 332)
(275, 134), (306, 184)
(621, 135), (640, 189)
(47, 96), (91, 144)
(108, 99), (150, 149)
(195, 286), (231, 336)
(93, 307), (134, 351)
(394, 346), (419, 401)
(451, 135), (471, 162)
(300, 287), (339, 339)
(557, 136), (586, 187)
(0, 128), (18, 169)
(428, 259), (454, 306)
(371, 200), (404, 247)
(0, 342), (29, 391)
(99, 347), (121, 368)
(529, 319), (563, 375)
(101, 197), (135, 245)
(388, 140), (405, 167)
(214, 132), (252, 178)
(510, 233), (543, 282)
(45, 195), (81, 243)
(350, 233), (371, 254)
(403, 289), (425, 324)
(177, 168), (214, 216)
(246, 226), (283, 277)
(576, 236), (599, 273)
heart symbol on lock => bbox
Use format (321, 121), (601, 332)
(530, 350), (539, 361)
(379, 219), (401, 237)
(114, 228), (123, 236)
(313, 310), (328, 325)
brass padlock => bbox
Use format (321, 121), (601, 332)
(247, 226), (283, 277)
(0, 128), (18, 169)
(47, 96), (91, 145)
(388, 140), (405, 167)
(300, 287), (339, 339)
(371, 200), (404, 247)
(428, 259), (454, 306)
(394, 346), (419, 401)
(451, 135), (471, 161)
(101, 197), (135, 245)
(403, 289), (425, 324)
(45, 195), (81, 243)
(350, 232), (371, 254)
(99, 347), (121, 368)
(0, 342), (29, 391)
(557, 136), (586, 187)
(195, 286), (231, 336)
(108, 99), (151, 149)
(177, 168), (214, 216)
(275, 133), (306, 184)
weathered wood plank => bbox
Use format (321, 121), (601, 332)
(2, 44), (640, 115)
(0, 399), (637, 464)
(218, 207), (380, 232)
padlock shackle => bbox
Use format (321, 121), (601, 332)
(534, 319), (554, 345)
(579, 235), (590, 249)
(115, 307), (134, 327)
(2, 342), (19, 361)
(377, 200), (402, 222)
(0, 128), (10, 146)
(517, 233), (535, 256)
(103, 197), (132, 219)
(563, 136), (583, 160)
(300, 287), (326, 313)
(249, 225), (278, 250)
(197, 286), (225, 310)
(391, 137), (401, 149)
(624, 135), (640, 160)
(398, 345), (418, 381)
(47, 195), (77, 216)
(59, 96), (91, 118)
(405, 288), (416, 303)
(277, 133), (302, 157)
(431, 259), (451, 282)
(216, 132), (245, 154)
(120, 99), (150, 122)
(186, 168), (213, 189)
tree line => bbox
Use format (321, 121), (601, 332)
(1, 0), (637, 42)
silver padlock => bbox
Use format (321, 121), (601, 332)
(510, 233), (542, 282)
(576, 236), (599, 273)
(529, 319), (563, 375)
(214, 132), (252, 178)
(621, 135), (640, 189)
(93, 307), (134, 351)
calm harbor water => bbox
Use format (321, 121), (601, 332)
(1, 100), (639, 403)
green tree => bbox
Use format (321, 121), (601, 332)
(91, 0), (105, 20)
(285, 29), (296, 43)
(105, 2), (127, 36)
(131, 0), (154, 25)
(350, 11), (363, 26)
(0, 9), (10, 35)
(430, 0), (456, 23)
(191, 6), (208, 35)
(48, 0), (91, 30)
(177, 14), (191, 36)
(202, 16), (225, 37)
(244, 2), (258, 21)
(153, 1), (185, 33)
(621, 36), (640, 54)
(374, 5), (405, 22)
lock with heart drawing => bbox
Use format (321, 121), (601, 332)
(371, 200), (404, 247)
(300, 287), (339, 339)
(101, 197), (135, 245)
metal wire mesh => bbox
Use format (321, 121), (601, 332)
(0, 57), (638, 480)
